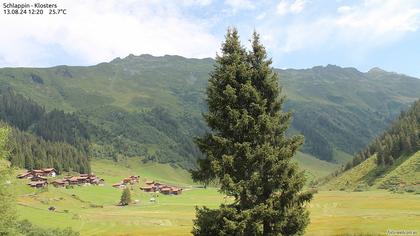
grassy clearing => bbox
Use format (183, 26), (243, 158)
(307, 191), (420, 236)
(294, 151), (339, 182)
(321, 156), (377, 191)
(91, 159), (195, 186)
(14, 159), (419, 236)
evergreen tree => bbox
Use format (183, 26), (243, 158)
(192, 29), (312, 236)
(120, 188), (131, 206)
(0, 127), (18, 235)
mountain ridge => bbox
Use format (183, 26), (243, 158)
(0, 54), (419, 167)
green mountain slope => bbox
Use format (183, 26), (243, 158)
(322, 151), (419, 192)
(322, 100), (420, 192)
(375, 151), (420, 190)
(0, 55), (419, 167)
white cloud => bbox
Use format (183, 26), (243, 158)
(181, 0), (213, 6)
(224, 0), (255, 10)
(336, 0), (420, 42)
(273, 0), (420, 52)
(276, 0), (307, 16)
(289, 0), (306, 13)
(0, 0), (219, 67)
(256, 12), (266, 20)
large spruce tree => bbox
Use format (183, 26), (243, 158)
(192, 28), (312, 235)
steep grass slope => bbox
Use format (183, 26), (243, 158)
(322, 151), (420, 192)
(375, 151), (420, 190)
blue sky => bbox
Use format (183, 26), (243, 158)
(1, 0), (419, 77)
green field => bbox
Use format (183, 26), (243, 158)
(13, 159), (419, 236)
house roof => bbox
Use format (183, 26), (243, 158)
(28, 180), (47, 185)
(69, 177), (79, 181)
(32, 176), (47, 180)
(17, 172), (31, 177)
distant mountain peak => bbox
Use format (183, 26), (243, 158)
(368, 67), (387, 74)
(366, 67), (415, 79)
(110, 54), (214, 64)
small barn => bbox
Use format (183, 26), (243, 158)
(17, 172), (33, 179)
(52, 179), (68, 188)
(145, 180), (155, 185)
(41, 168), (57, 177)
(28, 180), (48, 188)
(140, 185), (155, 192)
(112, 183), (126, 189)
(160, 187), (172, 194)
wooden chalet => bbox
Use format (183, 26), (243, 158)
(51, 174), (104, 188)
(140, 185), (155, 192)
(31, 169), (45, 176)
(122, 178), (132, 184)
(52, 179), (68, 188)
(68, 176), (80, 185)
(41, 168), (57, 177)
(122, 175), (140, 185)
(89, 176), (104, 185)
(17, 172), (33, 179)
(28, 180), (48, 188)
(160, 187), (183, 195)
(18, 168), (57, 179)
(31, 168), (57, 177)
(77, 176), (89, 184)
(112, 183), (126, 189)
(129, 176), (140, 182)
(171, 187), (182, 195)
(160, 187), (172, 194)
(30, 175), (47, 181)
(140, 180), (183, 195)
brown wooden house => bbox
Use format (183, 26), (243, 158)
(112, 183), (126, 189)
(28, 180), (48, 188)
(52, 179), (68, 188)
(145, 180), (155, 185)
(171, 187), (182, 195)
(140, 185), (155, 192)
(17, 172), (33, 179)
(30, 175), (47, 182)
(160, 187), (172, 194)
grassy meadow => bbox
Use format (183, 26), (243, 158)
(13, 159), (419, 236)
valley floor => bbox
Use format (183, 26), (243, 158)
(14, 160), (419, 236)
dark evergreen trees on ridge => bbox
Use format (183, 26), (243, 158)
(0, 87), (91, 173)
(192, 28), (312, 235)
(343, 99), (420, 170)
